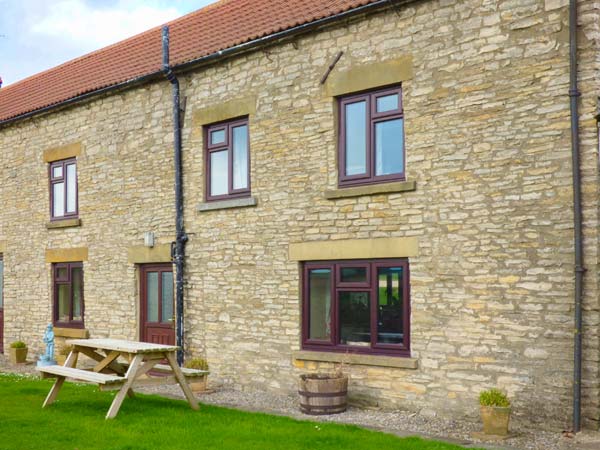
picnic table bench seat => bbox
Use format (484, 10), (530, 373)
(37, 365), (125, 386)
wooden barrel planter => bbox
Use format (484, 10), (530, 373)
(298, 374), (348, 415)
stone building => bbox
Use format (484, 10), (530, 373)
(0, 0), (598, 430)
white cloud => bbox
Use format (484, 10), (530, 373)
(31, 0), (181, 49)
(0, 0), (214, 85)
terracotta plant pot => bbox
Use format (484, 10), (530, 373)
(480, 405), (511, 436)
(299, 373), (348, 415)
(188, 375), (208, 393)
(9, 347), (28, 364)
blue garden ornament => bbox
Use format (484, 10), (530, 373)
(37, 324), (57, 367)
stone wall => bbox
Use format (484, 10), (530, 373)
(0, 0), (598, 429)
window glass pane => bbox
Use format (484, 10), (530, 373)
(56, 267), (68, 280)
(340, 267), (367, 284)
(339, 292), (370, 346)
(210, 150), (228, 197)
(146, 272), (159, 323)
(52, 165), (63, 179)
(57, 284), (69, 322)
(232, 125), (248, 190)
(66, 164), (77, 213)
(345, 101), (367, 176)
(375, 118), (404, 176)
(308, 269), (331, 341)
(72, 267), (83, 321)
(161, 271), (174, 323)
(376, 94), (399, 113)
(377, 267), (403, 344)
(0, 259), (3, 308)
(53, 182), (65, 217)
(211, 129), (226, 145)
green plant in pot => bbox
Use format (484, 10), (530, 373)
(184, 357), (209, 393)
(479, 388), (511, 436)
(9, 341), (28, 364)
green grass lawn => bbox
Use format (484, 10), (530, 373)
(0, 374), (479, 450)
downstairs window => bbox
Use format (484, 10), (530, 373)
(53, 262), (84, 328)
(302, 259), (410, 356)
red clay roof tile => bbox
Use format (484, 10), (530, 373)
(0, 0), (380, 123)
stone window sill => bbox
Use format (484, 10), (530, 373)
(53, 327), (89, 339)
(197, 196), (258, 212)
(292, 350), (418, 369)
(46, 218), (81, 229)
(325, 180), (416, 200)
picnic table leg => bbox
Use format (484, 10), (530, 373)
(106, 354), (143, 419)
(42, 376), (65, 408)
(165, 352), (199, 411)
(42, 349), (79, 408)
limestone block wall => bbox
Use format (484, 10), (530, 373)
(0, 84), (178, 349)
(181, 0), (600, 428)
(0, 0), (598, 429)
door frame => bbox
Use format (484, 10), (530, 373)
(138, 263), (175, 343)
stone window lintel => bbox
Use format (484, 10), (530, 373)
(43, 142), (82, 163)
(45, 247), (88, 263)
(323, 55), (413, 98)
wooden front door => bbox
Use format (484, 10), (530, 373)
(140, 264), (175, 345)
(0, 256), (3, 353)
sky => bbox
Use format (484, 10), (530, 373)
(0, 0), (216, 86)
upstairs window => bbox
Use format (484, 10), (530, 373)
(338, 86), (405, 187)
(302, 259), (410, 356)
(53, 262), (84, 328)
(50, 158), (78, 219)
(205, 118), (250, 201)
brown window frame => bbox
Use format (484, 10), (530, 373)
(204, 117), (251, 202)
(338, 86), (405, 187)
(53, 262), (84, 329)
(49, 158), (78, 220)
(302, 259), (410, 357)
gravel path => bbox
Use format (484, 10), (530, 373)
(2, 356), (598, 450)
(138, 383), (590, 450)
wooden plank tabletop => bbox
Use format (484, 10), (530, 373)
(67, 338), (180, 354)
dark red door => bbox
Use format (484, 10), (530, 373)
(140, 264), (175, 345)
(0, 255), (3, 353)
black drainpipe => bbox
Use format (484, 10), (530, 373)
(162, 26), (187, 366)
(568, 0), (584, 433)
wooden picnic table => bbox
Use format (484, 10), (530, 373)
(38, 338), (199, 419)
